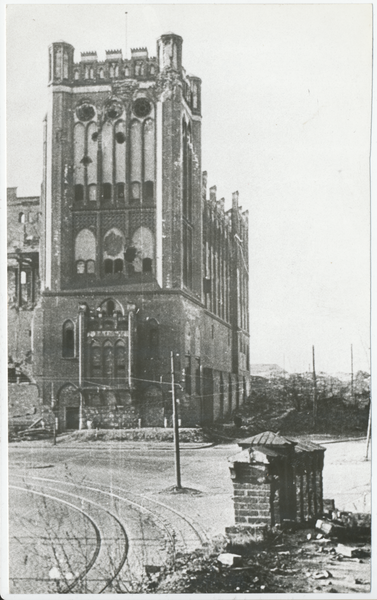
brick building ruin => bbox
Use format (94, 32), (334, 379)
(8, 33), (250, 431)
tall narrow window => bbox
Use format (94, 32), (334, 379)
(103, 228), (125, 275)
(103, 183), (112, 200)
(148, 319), (159, 356)
(75, 229), (96, 274)
(115, 340), (127, 378)
(195, 358), (201, 395)
(90, 340), (101, 378)
(62, 320), (74, 358)
(103, 340), (113, 381)
(74, 184), (84, 202)
(185, 355), (191, 395)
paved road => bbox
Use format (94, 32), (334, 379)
(8, 439), (371, 593)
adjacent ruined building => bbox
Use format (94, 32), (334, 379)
(8, 33), (250, 430)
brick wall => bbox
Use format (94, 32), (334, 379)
(230, 461), (272, 526)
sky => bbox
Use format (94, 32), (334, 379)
(5, 3), (372, 374)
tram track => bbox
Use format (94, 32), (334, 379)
(10, 472), (210, 550)
(9, 450), (215, 593)
(10, 481), (131, 593)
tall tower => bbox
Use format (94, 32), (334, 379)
(41, 33), (202, 296)
(34, 33), (249, 431)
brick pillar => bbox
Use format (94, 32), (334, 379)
(229, 453), (272, 526)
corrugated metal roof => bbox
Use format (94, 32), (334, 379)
(238, 431), (295, 447)
(285, 437), (325, 453)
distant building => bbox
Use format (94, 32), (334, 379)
(249, 364), (286, 379)
(10, 33), (250, 430)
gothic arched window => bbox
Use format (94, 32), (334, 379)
(75, 228), (96, 274)
(131, 226), (154, 273)
(90, 339), (101, 378)
(103, 228), (124, 275)
(62, 320), (75, 358)
(115, 340), (127, 378)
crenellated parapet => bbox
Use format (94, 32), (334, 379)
(48, 34), (201, 115)
(202, 174), (249, 239)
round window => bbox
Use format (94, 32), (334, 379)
(105, 99), (123, 120)
(76, 102), (95, 122)
(133, 98), (152, 118)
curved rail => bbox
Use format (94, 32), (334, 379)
(11, 472), (209, 548)
(9, 484), (102, 593)
(10, 481), (130, 594)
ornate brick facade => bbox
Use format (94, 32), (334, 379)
(9, 33), (250, 431)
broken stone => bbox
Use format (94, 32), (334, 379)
(336, 544), (359, 558)
(217, 553), (242, 567)
(312, 570), (332, 580)
(315, 518), (346, 538)
(354, 578), (368, 585)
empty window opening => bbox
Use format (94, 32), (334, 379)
(103, 183), (112, 200)
(99, 68), (104, 79)
(104, 259), (113, 274)
(117, 183), (125, 198)
(116, 131), (125, 144)
(62, 321), (75, 358)
(92, 131), (98, 142)
(76, 260), (85, 274)
(74, 184), (84, 202)
(143, 258), (152, 273)
(143, 180), (154, 200)
(19, 212), (25, 224)
(74, 69), (80, 80)
(106, 299), (115, 315)
(195, 358), (201, 395)
(124, 246), (137, 263)
(185, 355), (192, 395)
(20, 271), (27, 284)
(86, 260), (95, 274)
(114, 258), (124, 273)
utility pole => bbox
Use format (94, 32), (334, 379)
(365, 401), (371, 460)
(312, 345), (317, 429)
(78, 305), (85, 430)
(351, 343), (355, 406)
(171, 351), (182, 489)
(51, 382), (56, 446)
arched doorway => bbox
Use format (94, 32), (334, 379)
(57, 384), (80, 430)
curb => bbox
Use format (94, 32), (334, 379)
(9, 441), (216, 450)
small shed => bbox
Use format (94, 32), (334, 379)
(228, 431), (325, 527)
